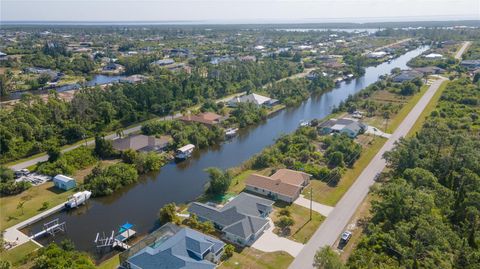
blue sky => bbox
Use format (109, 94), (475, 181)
(1, 0), (478, 22)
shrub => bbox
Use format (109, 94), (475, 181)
(83, 163), (138, 196)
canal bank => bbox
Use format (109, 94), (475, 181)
(21, 46), (429, 257)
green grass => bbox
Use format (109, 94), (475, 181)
(219, 248), (293, 269)
(0, 241), (39, 266)
(385, 84), (429, 133)
(407, 80), (449, 137)
(305, 136), (387, 206)
(228, 169), (256, 194)
(0, 181), (77, 230)
(97, 254), (120, 269)
(272, 203), (325, 244)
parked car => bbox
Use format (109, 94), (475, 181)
(340, 231), (352, 244)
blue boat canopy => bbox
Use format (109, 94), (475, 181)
(119, 222), (133, 233)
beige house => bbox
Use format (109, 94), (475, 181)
(245, 169), (311, 203)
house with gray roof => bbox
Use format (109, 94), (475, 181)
(461, 60), (480, 69)
(227, 93), (278, 107)
(188, 193), (273, 246)
(125, 226), (225, 269)
(319, 118), (366, 138)
(392, 70), (423, 83)
(112, 134), (170, 152)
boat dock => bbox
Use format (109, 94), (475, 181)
(3, 203), (65, 249)
(94, 222), (136, 251)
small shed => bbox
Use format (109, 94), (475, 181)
(53, 174), (76, 191)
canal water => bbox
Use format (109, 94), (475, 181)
(1, 75), (126, 102)
(23, 46), (428, 256)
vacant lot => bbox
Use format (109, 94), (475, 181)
(271, 203), (325, 244)
(220, 248), (293, 269)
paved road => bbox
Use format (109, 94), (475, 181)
(455, 41), (471, 60)
(288, 77), (447, 269)
(9, 114), (181, 170)
(9, 68), (315, 171)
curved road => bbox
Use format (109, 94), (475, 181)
(288, 76), (448, 269)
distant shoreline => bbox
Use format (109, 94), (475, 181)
(1, 19), (478, 27)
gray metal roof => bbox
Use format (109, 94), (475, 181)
(188, 193), (273, 241)
(127, 227), (224, 269)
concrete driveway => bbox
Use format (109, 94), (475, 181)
(288, 77), (448, 269)
(365, 126), (391, 138)
(293, 195), (334, 217)
(251, 219), (304, 257)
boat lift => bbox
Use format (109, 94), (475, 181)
(30, 218), (66, 239)
(94, 222), (136, 251)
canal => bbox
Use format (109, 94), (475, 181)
(23, 46), (428, 256)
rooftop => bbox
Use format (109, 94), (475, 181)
(127, 227), (224, 269)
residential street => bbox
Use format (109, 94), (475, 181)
(8, 114), (181, 170)
(288, 77), (448, 269)
(455, 41), (471, 60)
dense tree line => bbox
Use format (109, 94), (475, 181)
(265, 74), (334, 106)
(0, 166), (30, 196)
(250, 126), (362, 186)
(347, 78), (480, 268)
(36, 146), (97, 176)
(0, 58), (298, 164)
(83, 162), (138, 197)
(141, 120), (224, 149)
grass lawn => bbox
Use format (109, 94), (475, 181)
(0, 160), (116, 230)
(271, 203), (325, 244)
(407, 80), (449, 137)
(228, 168), (273, 195)
(304, 136), (387, 206)
(97, 254), (120, 269)
(219, 248), (293, 269)
(0, 240), (39, 266)
(0, 181), (76, 230)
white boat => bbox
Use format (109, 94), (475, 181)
(225, 128), (239, 137)
(299, 120), (310, 127)
(65, 190), (92, 209)
(175, 144), (195, 160)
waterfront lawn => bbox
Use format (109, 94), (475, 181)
(271, 203), (325, 244)
(0, 160), (116, 230)
(304, 135), (387, 206)
(219, 248), (293, 269)
(1, 240), (39, 267)
(97, 254), (120, 269)
(0, 181), (76, 230)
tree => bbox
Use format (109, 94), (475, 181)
(17, 201), (25, 215)
(159, 203), (179, 225)
(222, 244), (235, 260)
(275, 216), (294, 234)
(94, 135), (114, 158)
(327, 151), (345, 168)
(278, 208), (291, 217)
(33, 242), (95, 269)
(205, 167), (231, 196)
(47, 146), (61, 162)
(0, 261), (11, 269)
(313, 246), (345, 269)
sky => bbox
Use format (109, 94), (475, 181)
(1, 0), (479, 23)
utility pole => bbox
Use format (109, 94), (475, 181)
(310, 187), (313, 221)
